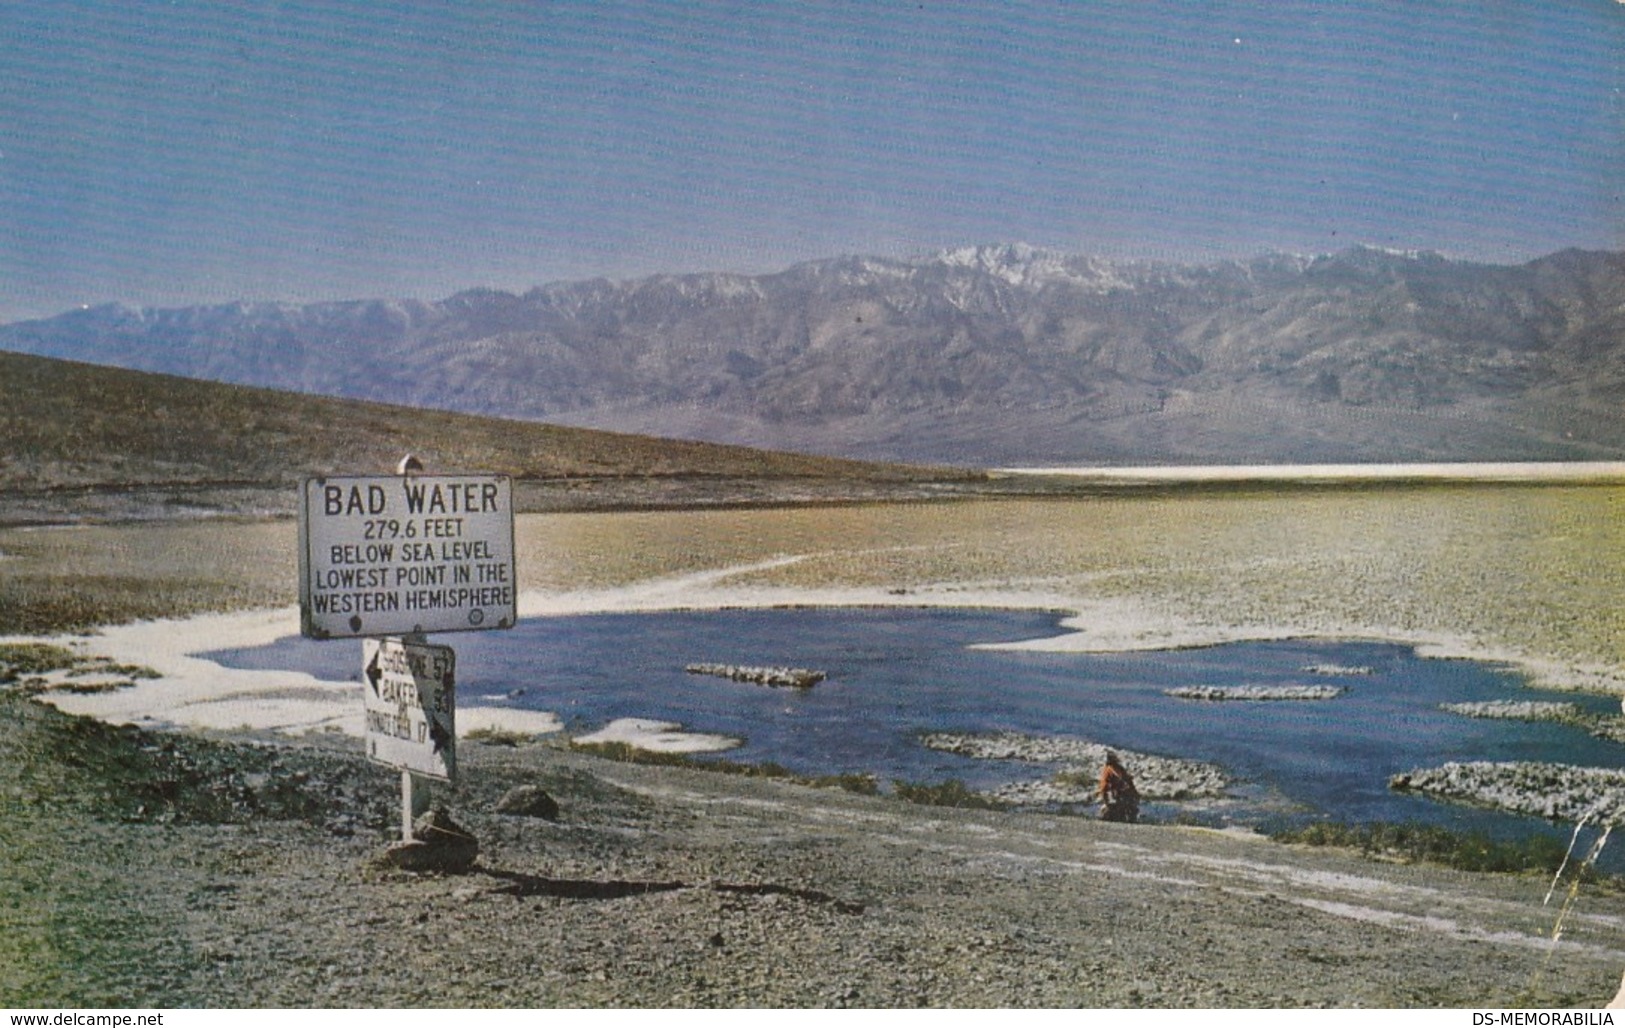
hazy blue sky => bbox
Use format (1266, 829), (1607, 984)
(3, 1), (1622, 322)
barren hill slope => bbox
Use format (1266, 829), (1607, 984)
(0, 350), (978, 523)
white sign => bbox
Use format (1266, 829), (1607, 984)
(361, 636), (456, 780)
(299, 474), (517, 639)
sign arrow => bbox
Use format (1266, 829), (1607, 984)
(429, 715), (452, 756)
(360, 636), (456, 782)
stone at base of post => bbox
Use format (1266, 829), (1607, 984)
(373, 808), (479, 874)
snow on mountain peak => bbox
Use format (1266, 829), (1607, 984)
(929, 243), (1136, 290)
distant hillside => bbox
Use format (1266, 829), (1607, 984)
(0, 351), (978, 523)
(6, 245), (1625, 464)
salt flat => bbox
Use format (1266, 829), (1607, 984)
(12, 481), (1625, 738)
(999, 461), (1625, 483)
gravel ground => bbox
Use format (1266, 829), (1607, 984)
(5, 691), (1625, 1009)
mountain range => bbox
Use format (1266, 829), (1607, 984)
(6, 244), (1624, 465)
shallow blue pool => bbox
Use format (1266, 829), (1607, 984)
(206, 607), (1625, 860)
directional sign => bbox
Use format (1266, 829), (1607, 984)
(361, 636), (456, 780)
(299, 473), (517, 639)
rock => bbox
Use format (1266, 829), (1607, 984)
(414, 808), (479, 851)
(1165, 684), (1343, 701)
(495, 784), (560, 820)
(371, 809), (479, 874)
(920, 731), (1229, 801)
(1438, 700), (1580, 721)
(685, 663), (826, 689)
(1391, 760), (1625, 824)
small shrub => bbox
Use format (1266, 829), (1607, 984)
(1271, 820), (1583, 876)
(94, 663), (161, 680)
(570, 740), (708, 769)
(464, 727), (533, 747)
(892, 778), (1006, 811)
(709, 757), (798, 780)
(51, 679), (133, 695)
(0, 643), (82, 682)
(570, 739), (879, 794)
(811, 772), (881, 795)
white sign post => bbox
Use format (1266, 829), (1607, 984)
(362, 634), (457, 842)
(298, 473), (517, 640)
(299, 465), (518, 847)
